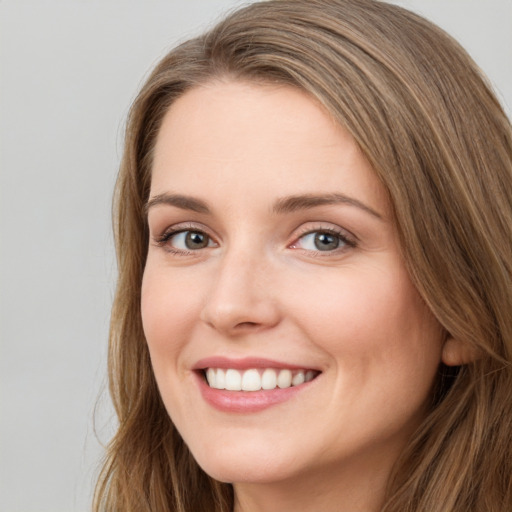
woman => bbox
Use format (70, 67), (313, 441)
(94, 1), (512, 510)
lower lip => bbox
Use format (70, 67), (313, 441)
(195, 372), (315, 413)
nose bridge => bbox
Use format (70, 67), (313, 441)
(200, 238), (279, 333)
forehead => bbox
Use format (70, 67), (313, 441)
(151, 80), (389, 216)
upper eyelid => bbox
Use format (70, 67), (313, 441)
(153, 222), (214, 238)
(151, 220), (357, 246)
(292, 222), (358, 242)
(292, 229), (354, 248)
(153, 226), (217, 254)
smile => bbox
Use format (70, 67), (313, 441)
(194, 357), (322, 412)
(205, 368), (318, 391)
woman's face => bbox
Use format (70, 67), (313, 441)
(142, 81), (444, 494)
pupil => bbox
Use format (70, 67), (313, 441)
(186, 231), (208, 249)
(314, 233), (339, 251)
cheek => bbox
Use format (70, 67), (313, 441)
(141, 263), (198, 365)
(140, 263), (202, 426)
(301, 270), (442, 439)
(284, 263), (443, 385)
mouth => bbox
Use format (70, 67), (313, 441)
(193, 357), (322, 412)
(203, 367), (320, 391)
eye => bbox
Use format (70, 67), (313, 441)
(292, 228), (355, 253)
(175, 231), (212, 250)
(157, 229), (216, 252)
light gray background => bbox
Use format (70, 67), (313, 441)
(1, 1), (510, 511)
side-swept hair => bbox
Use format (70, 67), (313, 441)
(95, 1), (512, 510)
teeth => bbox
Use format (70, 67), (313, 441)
(241, 369), (261, 391)
(205, 368), (317, 391)
(225, 369), (242, 391)
(292, 371), (305, 386)
(215, 368), (226, 389)
(206, 368), (216, 388)
(277, 369), (292, 388)
(261, 368), (277, 389)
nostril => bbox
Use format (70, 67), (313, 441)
(235, 321), (260, 329)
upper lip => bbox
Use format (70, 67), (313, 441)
(193, 356), (321, 371)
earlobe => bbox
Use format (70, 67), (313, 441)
(441, 336), (479, 366)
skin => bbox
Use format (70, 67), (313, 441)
(142, 81), (447, 512)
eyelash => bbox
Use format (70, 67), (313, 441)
(154, 223), (213, 256)
(153, 223), (357, 256)
(292, 225), (357, 255)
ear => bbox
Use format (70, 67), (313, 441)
(441, 336), (479, 366)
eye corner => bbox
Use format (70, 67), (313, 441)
(289, 224), (357, 255)
(150, 222), (218, 256)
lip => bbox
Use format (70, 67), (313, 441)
(192, 356), (320, 413)
(193, 356), (320, 371)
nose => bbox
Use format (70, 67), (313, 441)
(199, 247), (281, 336)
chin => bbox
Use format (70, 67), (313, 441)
(189, 439), (298, 485)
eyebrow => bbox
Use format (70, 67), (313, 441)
(145, 192), (384, 220)
(272, 193), (384, 220)
(145, 193), (210, 214)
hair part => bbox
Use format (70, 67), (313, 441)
(95, 1), (512, 510)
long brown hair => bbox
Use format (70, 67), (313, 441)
(94, 1), (512, 510)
